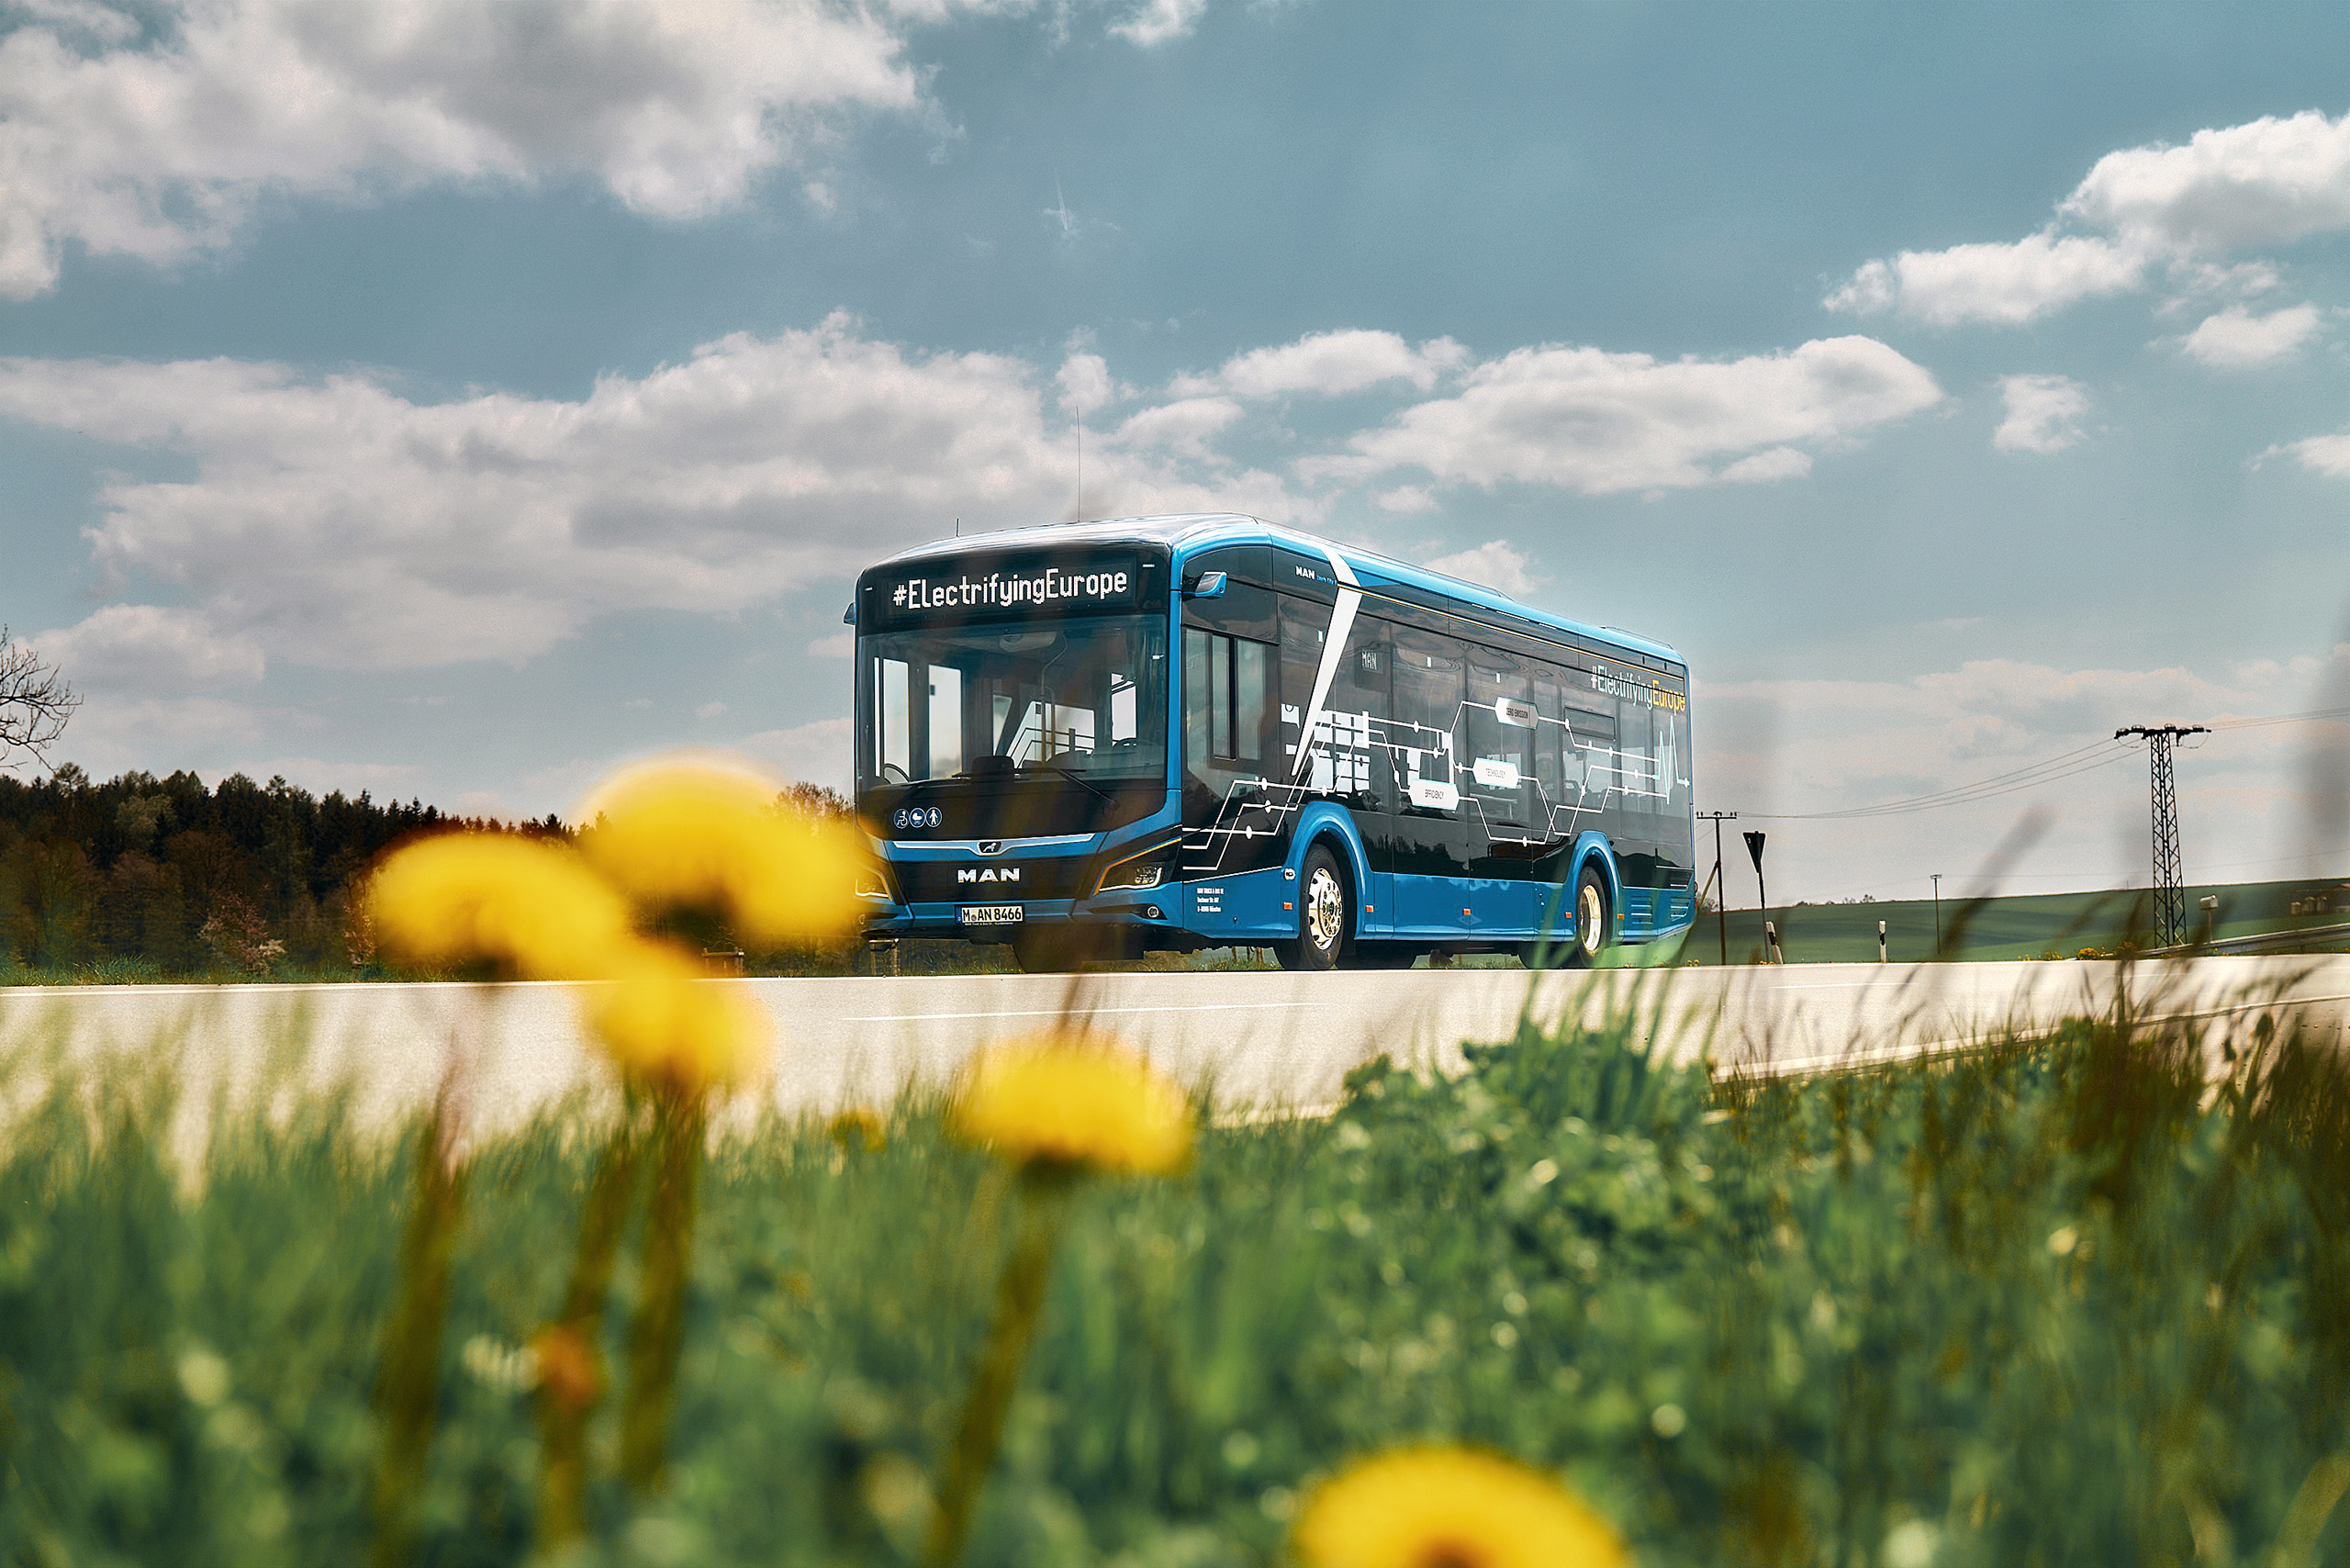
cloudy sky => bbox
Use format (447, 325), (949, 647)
(4, 0), (2346, 902)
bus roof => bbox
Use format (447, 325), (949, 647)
(871, 513), (1685, 670)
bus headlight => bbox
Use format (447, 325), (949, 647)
(1095, 842), (1176, 895)
(856, 867), (896, 902)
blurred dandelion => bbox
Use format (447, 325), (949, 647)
(578, 758), (866, 947)
(525, 753), (863, 1537)
(1292, 1445), (1626, 1568)
(948, 1032), (1193, 1175)
(367, 832), (632, 980)
(588, 939), (772, 1094)
(928, 1033), (1194, 1566)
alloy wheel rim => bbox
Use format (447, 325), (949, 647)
(1578, 882), (1603, 956)
(1307, 867), (1345, 950)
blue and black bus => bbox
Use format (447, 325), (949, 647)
(850, 515), (1694, 971)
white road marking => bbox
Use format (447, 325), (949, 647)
(845, 1000), (1332, 1023)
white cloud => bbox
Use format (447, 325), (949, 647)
(1055, 352), (1113, 412)
(0, 317), (1081, 667)
(1827, 109), (2350, 327)
(50, 694), (263, 775)
(1181, 330), (1468, 399)
(806, 631), (854, 658)
(0, 0), (958, 298)
(1320, 336), (1939, 495)
(31, 602), (263, 691)
(696, 700), (729, 719)
(1993, 374), (2088, 454)
(0, 316), (1330, 674)
(0, 321), (1950, 687)
(1718, 446), (1813, 485)
(1421, 540), (1541, 598)
(2064, 109), (2350, 255)
(1104, 397), (1241, 459)
(2266, 428), (2350, 478)
(1373, 485), (1438, 515)
(1110, 0), (1209, 47)
(1826, 234), (2147, 326)
(2177, 302), (2325, 367)
(738, 716), (853, 792)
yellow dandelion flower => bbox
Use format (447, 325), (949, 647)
(949, 1034), (1192, 1175)
(1293, 1446), (1624, 1568)
(367, 833), (632, 980)
(577, 757), (866, 946)
(588, 940), (771, 1092)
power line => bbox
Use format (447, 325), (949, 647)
(1745, 745), (2127, 821)
(1741, 701), (2349, 823)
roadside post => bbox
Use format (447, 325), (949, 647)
(1743, 831), (1769, 963)
(1879, 920), (1887, 963)
(1766, 921), (1785, 966)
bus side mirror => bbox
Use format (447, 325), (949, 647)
(843, 602), (856, 625)
(1184, 571), (1227, 599)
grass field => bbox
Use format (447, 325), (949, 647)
(6, 969), (2348, 1566)
(1705, 874), (2350, 965)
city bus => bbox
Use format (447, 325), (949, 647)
(849, 514), (1695, 971)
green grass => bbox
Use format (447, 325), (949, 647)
(1705, 873), (2350, 964)
(4, 982), (2348, 1565)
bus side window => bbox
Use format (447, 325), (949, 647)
(1186, 627), (1274, 771)
(1466, 651), (1535, 830)
(1390, 628), (1465, 812)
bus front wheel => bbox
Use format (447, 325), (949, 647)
(1273, 846), (1349, 971)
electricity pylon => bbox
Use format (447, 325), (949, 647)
(2115, 724), (2209, 948)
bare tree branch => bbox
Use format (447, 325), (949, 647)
(0, 625), (81, 774)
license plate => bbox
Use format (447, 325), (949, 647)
(957, 904), (1024, 925)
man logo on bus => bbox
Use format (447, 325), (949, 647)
(957, 867), (1021, 884)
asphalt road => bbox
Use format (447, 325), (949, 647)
(6, 957), (2345, 1168)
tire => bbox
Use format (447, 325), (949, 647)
(1560, 862), (1612, 969)
(1272, 844), (1349, 971)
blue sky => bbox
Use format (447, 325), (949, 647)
(3, 0), (2346, 902)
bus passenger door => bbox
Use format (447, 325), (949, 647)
(1281, 598), (1394, 935)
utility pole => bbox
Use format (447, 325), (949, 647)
(1930, 873), (1942, 956)
(1698, 811), (1737, 966)
(2116, 723), (2210, 948)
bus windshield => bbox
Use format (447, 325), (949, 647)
(858, 614), (1169, 789)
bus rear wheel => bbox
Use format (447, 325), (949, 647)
(1273, 846), (1349, 971)
(1561, 864), (1612, 969)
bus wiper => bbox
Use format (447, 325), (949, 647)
(1021, 760), (1115, 801)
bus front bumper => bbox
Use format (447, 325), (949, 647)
(861, 888), (1183, 942)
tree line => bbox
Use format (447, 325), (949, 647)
(0, 767), (861, 981)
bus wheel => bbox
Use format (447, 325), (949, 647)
(1274, 846), (1349, 971)
(1564, 864), (1612, 969)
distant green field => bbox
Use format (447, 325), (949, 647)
(1696, 875), (2350, 965)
